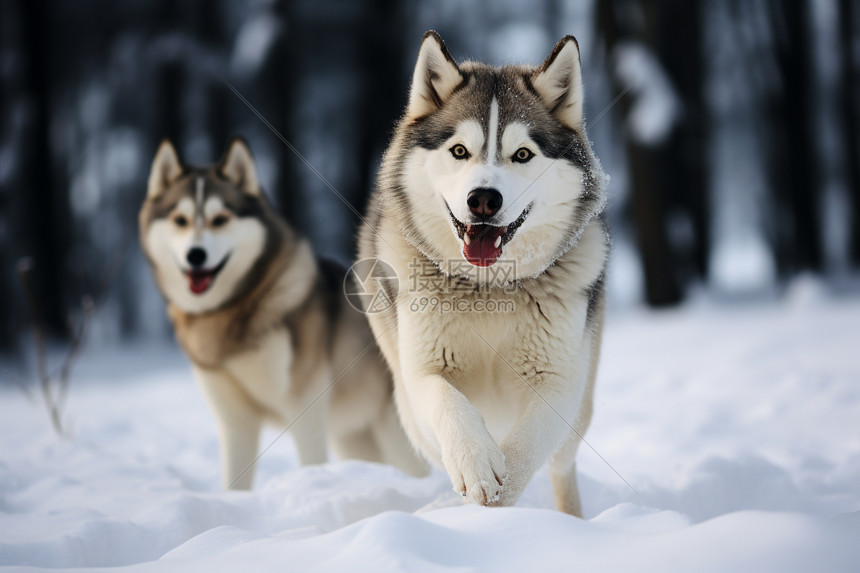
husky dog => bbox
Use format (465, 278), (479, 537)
(140, 137), (426, 489)
(358, 32), (609, 515)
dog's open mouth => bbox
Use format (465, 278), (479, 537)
(185, 256), (229, 295)
(448, 203), (532, 267)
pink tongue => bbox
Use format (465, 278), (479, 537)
(188, 272), (213, 295)
(463, 226), (505, 267)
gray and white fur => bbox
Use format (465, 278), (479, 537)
(358, 31), (609, 515)
(140, 137), (427, 489)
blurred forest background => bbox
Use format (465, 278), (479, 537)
(1, 0), (859, 358)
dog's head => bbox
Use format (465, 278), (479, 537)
(139, 137), (275, 314)
(388, 31), (606, 282)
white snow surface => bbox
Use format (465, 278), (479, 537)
(2, 284), (860, 571)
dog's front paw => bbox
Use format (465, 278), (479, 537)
(488, 479), (522, 507)
(442, 434), (506, 506)
(487, 454), (527, 507)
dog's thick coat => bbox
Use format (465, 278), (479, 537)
(140, 138), (426, 489)
(358, 32), (609, 514)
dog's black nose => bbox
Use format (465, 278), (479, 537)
(467, 188), (503, 219)
(186, 247), (207, 268)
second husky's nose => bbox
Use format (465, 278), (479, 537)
(467, 188), (503, 219)
(186, 247), (207, 268)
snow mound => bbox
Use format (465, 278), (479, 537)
(1, 294), (859, 571)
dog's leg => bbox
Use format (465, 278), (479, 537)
(499, 296), (604, 511)
(332, 428), (384, 463)
(372, 400), (430, 477)
(550, 324), (599, 516)
(548, 381), (595, 516)
(193, 366), (263, 490)
(403, 373), (505, 505)
(289, 382), (329, 466)
(494, 382), (580, 508)
(548, 430), (586, 517)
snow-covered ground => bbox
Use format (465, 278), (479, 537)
(2, 280), (859, 571)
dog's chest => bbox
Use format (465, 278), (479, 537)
(403, 271), (578, 378)
(221, 327), (293, 411)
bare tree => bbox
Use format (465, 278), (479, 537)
(18, 259), (89, 435)
(17, 245), (125, 435)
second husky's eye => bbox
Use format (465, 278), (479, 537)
(211, 215), (229, 228)
(512, 147), (535, 163)
(450, 144), (471, 160)
(174, 215), (188, 227)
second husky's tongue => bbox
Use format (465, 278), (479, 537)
(463, 225), (505, 267)
(188, 272), (213, 295)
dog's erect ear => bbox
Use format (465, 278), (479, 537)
(147, 140), (182, 199)
(219, 137), (260, 196)
(532, 36), (584, 130)
(407, 31), (463, 120)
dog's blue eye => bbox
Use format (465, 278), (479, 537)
(211, 215), (229, 228)
(512, 147), (534, 163)
(450, 144), (471, 160)
(174, 215), (188, 227)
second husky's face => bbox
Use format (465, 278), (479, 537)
(139, 139), (271, 314)
(391, 32), (606, 281)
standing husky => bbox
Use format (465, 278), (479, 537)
(358, 32), (609, 515)
(140, 137), (426, 489)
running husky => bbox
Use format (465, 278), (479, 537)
(358, 32), (609, 515)
(140, 137), (426, 489)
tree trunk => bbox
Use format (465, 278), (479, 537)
(597, 0), (683, 306)
(19, 0), (69, 338)
(356, 0), (407, 235)
(770, 0), (822, 272)
(657, 0), (710, 281)
(838, 0), (860, 266)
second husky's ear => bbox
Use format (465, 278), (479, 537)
(219, 137), (260, 196)
(407, 31), (463, 120)
(532, 36), (584, 130)
(147, 140), (182, 199)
